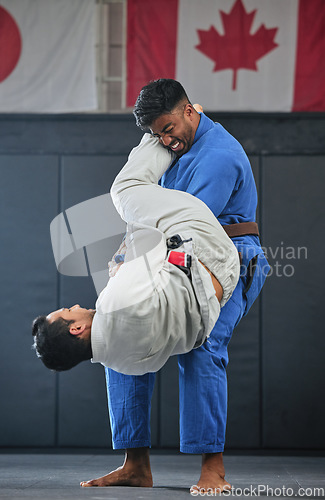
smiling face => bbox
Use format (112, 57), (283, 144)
(150, 102), (200, 157)
(47, 304), (95, 340)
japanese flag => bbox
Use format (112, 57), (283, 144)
(127, 0), (325, 112)
(0, 0), (97, 112)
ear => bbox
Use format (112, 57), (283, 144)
(69, 323), (87, 336)
(184, 103), (195, 119)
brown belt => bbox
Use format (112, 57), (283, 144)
(222, 221), (259, 239)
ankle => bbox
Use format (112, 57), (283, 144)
(125, 447), (151, 469)
(201, 452), (225, 477)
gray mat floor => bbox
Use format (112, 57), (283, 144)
(0, 452), (324, 499)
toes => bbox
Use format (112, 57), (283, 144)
(80, 480), (97, 487)
(190, 482), (232, 495)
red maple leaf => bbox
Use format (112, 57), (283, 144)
(195, 0), (278, 90)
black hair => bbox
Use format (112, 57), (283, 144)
(32, 316), (92, 371)
(133, 79), (191, 130)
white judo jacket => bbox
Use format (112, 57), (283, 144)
(91, 134), (240, 375)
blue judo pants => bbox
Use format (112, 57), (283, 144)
(105, 276), (247, 454)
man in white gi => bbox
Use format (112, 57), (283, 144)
(32, 132), (240, 376)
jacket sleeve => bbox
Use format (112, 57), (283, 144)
(110, 133), (174, 221)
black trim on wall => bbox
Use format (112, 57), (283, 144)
(1, 112), (325, 155)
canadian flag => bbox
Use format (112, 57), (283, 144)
(0, 0), (97, 112)
(127, 0), (325, 112)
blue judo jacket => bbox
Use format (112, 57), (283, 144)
(160, 112), (270, 315)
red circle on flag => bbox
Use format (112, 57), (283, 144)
(0, 6), (22, 83)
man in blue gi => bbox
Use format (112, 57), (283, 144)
(81, 79), (269, 493)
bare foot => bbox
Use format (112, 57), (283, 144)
(190, 452), (231, 495)
(80, 447), (153, 488)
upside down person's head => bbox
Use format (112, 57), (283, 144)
(32, 305), (95, 371)
(133, 79), (201, 158)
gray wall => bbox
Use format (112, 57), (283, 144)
(0, 113), (324, 450)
